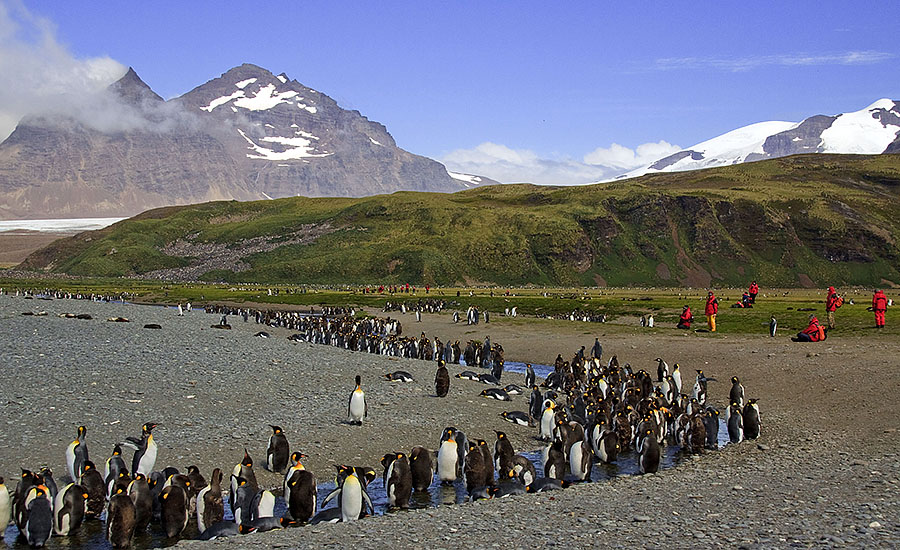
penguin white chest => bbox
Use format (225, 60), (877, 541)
(349, 390), (366, 423)
(341, 476), (363, 522)
(437, 440), (458, 481)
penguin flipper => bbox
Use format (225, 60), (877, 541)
(119, 440), (139, 451)
(360, 486), (374, 516)
(322, 486), (341, 507)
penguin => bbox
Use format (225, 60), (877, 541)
(503, 384), (524, 395)
(727, 402), (744, 444)
(196, 468), (223, 534)
(106, 487), (136, 548)
(37, 468), (57, 502)
(593, 429), (620, 464)
(384, 370), (414, 382)
(500, 411), (530, 426)
(769, 316), (777, 337)
(477, 373), (501, 385)
(52, 482), (86, 536)
(540, 399), (557, 441)
(250, 489), (276, 521)
(159, 485), (189, 538)
(525, 364), (536, 388)
(146, 472), (164, 523)
(104, 444), (127, 484)
(284, 460), (316, 523)
(65, 425), (89, 482)
(14, 469), (39, 531)
(508, 455), (537, 486)
(352, 466), (377, 488)
(348, 375), (367, 425)
(0, 477), (10, 534)
(254, 331), (270, 338)
(23, 486), (53, 547)
(703, 406), (721, 449)
(408, 446), (434, 492)
(544, 439), (566, 480)
(309, 507), (342, 525)
(729, 376), (745, 408)
(467, 486), (494, 501)
(481, 387), (511, 401)
(230, 476), (256, 527)
(241, 516), (291, 534)
(742, 399), (761, 440)
(437, 428), (460, 484)
(494, 431), (515, 473)
(526, 478), (571, 493)
(455, 371), (479, 381)
(493, 480), (526, 498)
(568, 424), (591, 481)
(230, 449), (258, 513)
(106, 468), (131, 499)
(463, 441), (486, 493)
(322, 466), (373, 522)
(266, 425), (290, 473)
(477, 440), (494, 486)
(656, 358), (669, 383)
(381, 452), (412, 509)
(637, 430), (661, 474)
(434, 360), (450, 397)
(672, 363), (682, 394)
(124, 422), (159, 477)
(199, 520), (240, 540)
(79, 460), (105, 519)
(528, 385), (543, 425)
(127, 473), (152, 532)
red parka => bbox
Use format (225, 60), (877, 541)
(826, 287), (840, 312)
(873, 290), (887, 311)
(802, 316), (825, 342)
(705, 293), (718, 316)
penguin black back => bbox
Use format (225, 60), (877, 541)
(106, 487), (136, 549)
(266, 425), (290, 473)
(435, 361), (450, 397)
(409, 446), (434, 492)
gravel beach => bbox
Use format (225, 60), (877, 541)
(1, 294), (898, 548)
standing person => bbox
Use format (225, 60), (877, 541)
(872, 289), (888, 328)
(705, 291), (719, 332)
(825, 286), (842, 330)
(748, 281), (759, 304)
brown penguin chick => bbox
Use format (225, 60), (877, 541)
(408, 446), (434, 492)
(380, 452), (412, 509)
(477, 440), (494, 486)
(435, 360), (450, 397)
(106, 487), (136, 548)
(159, 485), (189, 538)
(197, 468), (224, 533)
(127, 473), (152, 532)
(463, 441), (486, 493)
(79, 461), (106, 519)
(493, 431), (515, 473)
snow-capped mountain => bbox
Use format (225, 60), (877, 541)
(622, 99), (900, 178)
(0, 64), (476, 219)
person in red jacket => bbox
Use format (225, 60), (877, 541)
(793, 314), (826, 342)
(872, 289), (888, 328)
(825, 286), (842, 330)
(748, 281), (759, 304)
(677, 305), (693, 329)
(705, 291), (719, 332)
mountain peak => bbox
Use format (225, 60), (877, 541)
(108, 67), (163, 104)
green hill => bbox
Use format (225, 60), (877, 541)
(19, 153), (900, 287)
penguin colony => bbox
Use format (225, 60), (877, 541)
(1, 350), (761, 548)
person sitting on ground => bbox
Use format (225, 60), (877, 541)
(677, 305), (693, 329)
(792, 314), (826, 342)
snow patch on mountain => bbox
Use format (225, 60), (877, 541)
(237, 128), (331, 161)
(448, 171), (485, 187)
(820, 99), (900, 153)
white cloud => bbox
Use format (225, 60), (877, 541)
(655, 50), (895, 72)
(583, 140), (681, 170)
(441, 140), (682, 185)
(0, 1), (128, 140)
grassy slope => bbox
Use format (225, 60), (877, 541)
(17, 153), (900, 287)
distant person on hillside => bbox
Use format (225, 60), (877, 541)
(825, 286), (843, 330)
(748, 281), (759, 304)
(792, 314), (826, 342)
(705, 291), (719, 332)
(871, 289), (888, 328)
(677, 305), (693, 329)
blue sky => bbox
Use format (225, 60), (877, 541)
(2, 0), (898, 183)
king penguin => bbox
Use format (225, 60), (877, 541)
(79, 461), (105, 519)
(348, 375), (367, 425)
(196, 468), (223, 534)
(0, 477), (10, 534)
(106, 487), (136, 548)
(65, 425), (89, 482)
(381, 452), (412, 509)
(525, 364), (536, 388)
(437, 428), (459, 484)
(24, 486), (53, 548)
(127, 473), (152, 532)
(104, 444), (126, 484)
(729, 376), (745, 408)
(266, 425), (290, 473)
(125, 422), (159, 477)
(53, 482), (87, 536)
(655, 358), (669, 383)
(769, 316), (777, 337)
(637, 430), (660, 474)
(409, 446), (434, 492)
(230, 449), (258, 513)
(742, 399), (761, 440)
(727, 402), (744, 444)
(434, 360), (450, 397)
(322, 466), (373, 522)
(284, 455), (316, 523)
